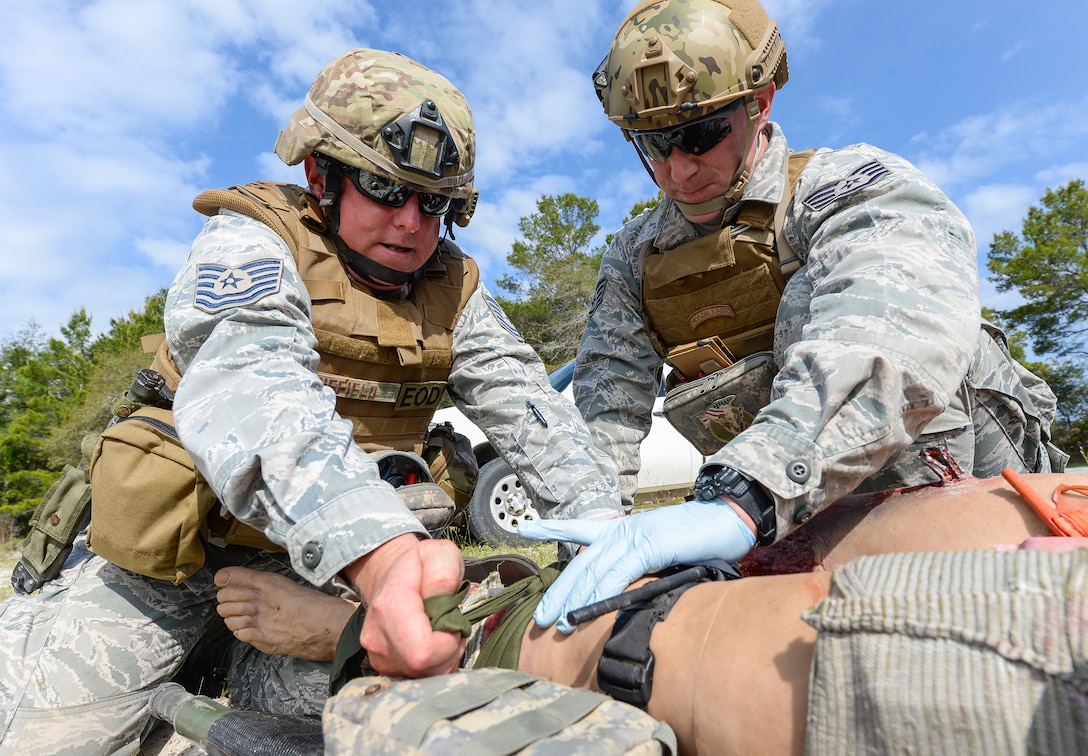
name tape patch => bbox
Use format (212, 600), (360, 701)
(319, 372), (446, 411)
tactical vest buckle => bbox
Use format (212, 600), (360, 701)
(594, 562), (740, 710)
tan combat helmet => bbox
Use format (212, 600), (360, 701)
(276, 48), (477, 228)
(594, 0), (787, 212)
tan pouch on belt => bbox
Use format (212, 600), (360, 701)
(86, 406), (218, 584)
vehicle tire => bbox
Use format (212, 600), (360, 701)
(467, 458), (541, 548)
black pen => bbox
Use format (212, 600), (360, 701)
(526, 400), (548, 427)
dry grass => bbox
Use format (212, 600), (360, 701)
(459, 539), (556, 567)
(0, 546), (18, 602)
(453, 489), (688, 568)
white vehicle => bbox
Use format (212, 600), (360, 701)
(432, 360), (704, 547)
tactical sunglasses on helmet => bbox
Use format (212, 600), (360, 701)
(631, 99), (744, 163)
(342, 164), (455, 217)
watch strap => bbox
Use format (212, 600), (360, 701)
(695, 465), (777, 546)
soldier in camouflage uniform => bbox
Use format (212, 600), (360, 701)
(522, 0), (1069, 633)
(0, 48), (622, 753)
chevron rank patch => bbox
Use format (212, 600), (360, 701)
(803, 160), (891, 212)
(194, 258), (283, 314)
(589, 277), (606, 318)
(483, 290), (522, 339)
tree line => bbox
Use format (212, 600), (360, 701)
(2, 182), (1086, 537)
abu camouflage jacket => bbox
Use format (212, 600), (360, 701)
(163, 182), (621, 587)
(191, 181), (479, 452)
(576, 122), (1065, 532)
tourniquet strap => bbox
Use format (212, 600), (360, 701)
(597, 565), (736, 709)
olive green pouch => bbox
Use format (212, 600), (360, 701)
(423, 421), (479, 508)
(86, 406), (218, 584)
(12, 464), (93, 593)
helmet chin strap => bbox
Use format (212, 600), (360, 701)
(332, 235), (424, 288)
(670, 97), (763, 219)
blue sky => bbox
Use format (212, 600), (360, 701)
(2, 0), (1087, 345)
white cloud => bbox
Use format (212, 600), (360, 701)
(908, 94), (1088, 321)
(256, 152), (306, 185)
(961, 183), (1035, 242)
(765, 0), (834, 51)
(1036, 161), (1088, 189)
(911, 96), (1088, 190)
(1000, 41), (1025, 62)
(0, 0), (380, 337)
(3, 0), (1083, 352)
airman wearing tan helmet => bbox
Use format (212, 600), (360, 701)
(521, 0), (1067, 633)
(0, 48), (623, 753)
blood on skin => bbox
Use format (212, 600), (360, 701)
(740, 448), (969, 577)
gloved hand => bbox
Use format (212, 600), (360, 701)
(518, 500), (756, 634)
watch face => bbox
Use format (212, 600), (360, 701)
(694, 465), (725, 500)
(693, 473), (718, 501)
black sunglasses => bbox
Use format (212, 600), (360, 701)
(342, 165), (454, 217)
(631, 100), (744, 163)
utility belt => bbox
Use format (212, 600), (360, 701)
(12, 369), (474, 593)
(660, 351), (777, 455)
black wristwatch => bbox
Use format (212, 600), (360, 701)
(693, 465), (776, 547)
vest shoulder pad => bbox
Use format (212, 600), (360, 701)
(437, 239), (480, 312)
(192, 182), (326, 257)
(787, 149), (816, 188)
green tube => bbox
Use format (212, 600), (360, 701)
(149, 682), (230, 747)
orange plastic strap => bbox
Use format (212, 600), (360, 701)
(1053, 482), (1088, 535)
(1002, 468), (1088, 537)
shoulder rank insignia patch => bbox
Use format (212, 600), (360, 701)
(802, 160), (891, 212)
(483, 290), (522, 340)
(194, 258), (283, 314)
(589, 278), (606, 318)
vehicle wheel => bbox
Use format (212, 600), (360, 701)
(467, 458), (541, 548)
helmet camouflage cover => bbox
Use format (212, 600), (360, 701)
(598, 0), (788, 131)
(275, 48), (475, 201)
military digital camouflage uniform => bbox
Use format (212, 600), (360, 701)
(168, 208), (620, 587)
(0, 536), (332, 754)
(575, 121), (1066, 534)
(0, 202), (621, 752)
(324, 669), (678, 754)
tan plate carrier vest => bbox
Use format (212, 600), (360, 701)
(647, 152), (813, 453)
(643, 151), (813, 368)
(151, 181), (479, 550)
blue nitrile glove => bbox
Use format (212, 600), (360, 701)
(518, 500), (756, 634)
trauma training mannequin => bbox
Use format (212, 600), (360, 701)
(224, 466), (1088, 754)
(517, 468), (1088, 755)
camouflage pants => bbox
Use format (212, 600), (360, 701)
(0, 535), (330, 755)
(804, 548), (1088, 754)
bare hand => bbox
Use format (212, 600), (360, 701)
(345, 534), (466, 678)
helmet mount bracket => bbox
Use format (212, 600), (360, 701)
(381, 100), (460, 180)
